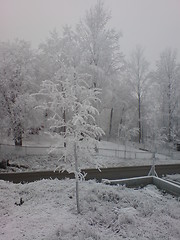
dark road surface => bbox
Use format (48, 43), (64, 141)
(0, 164), (180, 183)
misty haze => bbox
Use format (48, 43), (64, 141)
(0, 1), (180, 239)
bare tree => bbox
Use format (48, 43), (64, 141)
(155, 48), (180, 142)
(126, 46), (150, 143)
(76, 0), (124, 137)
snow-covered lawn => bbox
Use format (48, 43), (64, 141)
(1, 178), (180, 240)
(1, 152), (180, 173)
(0, 134), (180, 172)
(1, 147), (180, 173)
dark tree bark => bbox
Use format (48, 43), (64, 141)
(14, 123), (23, 146)
(74, 142), (80, 214)
(109, 108), (113, 137)
(63, 110), (66, 148)
(138, 93), (142, 143)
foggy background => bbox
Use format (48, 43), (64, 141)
(1, 0), (180, 65)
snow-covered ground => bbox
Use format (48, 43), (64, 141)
(1, 133), (180, 172)
(1, 178), (180, 240)
(1, 138), (180, 172)
(1, 135), (180, 239)
(166, 174), (180, 183)
(1, 153), (180, 173)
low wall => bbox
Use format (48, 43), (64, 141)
(104, 176), (180, 197)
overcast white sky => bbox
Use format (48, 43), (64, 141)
(0, 0), (180, 65)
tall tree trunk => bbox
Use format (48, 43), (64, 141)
(63, 110), (66, 147)
(168, 106), (172, 142)
(141, 121), (144, 144)
(168, 81), (172, 142)
(74, 142), (80, 214)
(118, 106), (125, 138)
(138, 94), (141, 143)
(109, 108), (113, 137)
(14, 123), (23, 146)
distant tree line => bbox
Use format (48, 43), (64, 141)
(0, 0), (180, 149)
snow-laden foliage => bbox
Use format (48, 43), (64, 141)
(76, 0), (124, 138)
(155, 48), (180, 142)
(35, 29), (105, 212)
(1, 0), (180, 153)
(37, 66), (104, 173)
(0, 40), (39, 145)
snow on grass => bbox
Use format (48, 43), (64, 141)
(1, 133), (180, 172)
(1, 153), (179, 173)
(1, 178), (180, 240)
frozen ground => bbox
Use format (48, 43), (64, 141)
(1, 178), (180, 240)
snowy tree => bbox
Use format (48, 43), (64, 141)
(76, 0), (124, 137)
(112, 68), (137, 141)
(0, 40), (37, 145)
(34, 30), (67, 139)
(36, 28), (81, 141)
(125, 46), (150, 143)
(155, 48), (180, 142)
(36, 29), (62, 83)
(35, 1), (124, 139)
(38, 72), (104, 213)
(36, 28), (104, 213)
(145, 92), (167, 152)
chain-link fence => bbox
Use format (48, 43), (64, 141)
(0, 143), (59, 158)
(1, 143), (179, 160)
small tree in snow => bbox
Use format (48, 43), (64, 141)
(37, 66), (104, 213)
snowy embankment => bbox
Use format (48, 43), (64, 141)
(1, 178), (180, 240)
